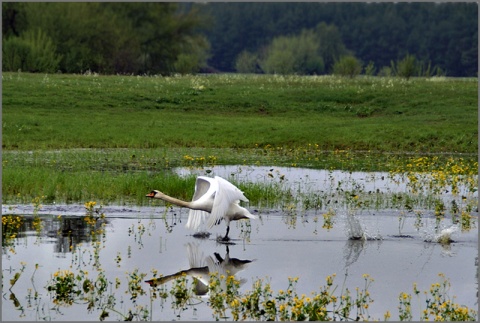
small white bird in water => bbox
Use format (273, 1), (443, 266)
(146, 176), (256, 241)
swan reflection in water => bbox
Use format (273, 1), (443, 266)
(145, 243), (255, 295)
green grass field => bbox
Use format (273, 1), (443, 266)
(2, 72), (478, 204)
(3, 72), (477, 152)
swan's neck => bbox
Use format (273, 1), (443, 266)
(155, 192), (192, 208)
(155, 192), (211, 211)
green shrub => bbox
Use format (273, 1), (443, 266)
(392, 53), (417, 80)
(332, 55), (362, 78)
(2, 29), (61, 73)
(174, 53), (200, 74)
(174, 35), (210, 75)
(261, 29), (324, 75)
(261, 36), (298, 74)
(364, 61), (376, 76)
(2, 36), (30, 71)
(378, 66), (393, 77)
(235, 50), (259, 73)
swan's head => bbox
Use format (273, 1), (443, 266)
(146, 190), (161, 198)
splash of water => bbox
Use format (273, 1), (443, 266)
(423, 224), (459, 244)
(344, 212), (382, 240)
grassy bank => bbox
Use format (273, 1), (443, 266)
(2, 148), (477, 208)
(2, 73), (478, 205)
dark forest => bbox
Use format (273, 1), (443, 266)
(3, 2), (477, 76)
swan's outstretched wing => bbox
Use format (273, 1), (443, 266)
(206, 176), (249, 229)
(192, 176), (216, 202)
(186, 176), (217, 230)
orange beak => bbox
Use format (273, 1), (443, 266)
(146, 192), (155, 198)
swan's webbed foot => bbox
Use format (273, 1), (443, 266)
(216, 235), (235, 245)
(216, 225), (234, 244)
(216, 235), (230, 242)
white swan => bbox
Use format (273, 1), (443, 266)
(146, 176), (257, 240)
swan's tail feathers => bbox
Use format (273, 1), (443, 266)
(186, 209), (209, 231)
(246, 212), (258, 220)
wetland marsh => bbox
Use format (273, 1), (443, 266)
(2, 164), (478, 321)
(2, 73), (478, 320)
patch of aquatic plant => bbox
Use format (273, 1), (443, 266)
(83, 201), (107, 247)
(238, 174), (293, 209)
(46, 269), (82, 306)
(39, 266), (474, 321)
(390, 156), (478, 195)
(399, 273), (477, 321)
(126, 268), (148, 302)
(44, 267), (148, 320)
(142, 271), (477, 321)
(2, 196), (46, 253)
(2, 215), (24, 253)
(320, 209), (335, 231)
(387, 156), (478, 232)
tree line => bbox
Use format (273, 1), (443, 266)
(199, 2), (477, 77)
(2, 2), (477, 76)
(2, 2), (210, 75)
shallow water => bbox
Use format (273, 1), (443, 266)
(2, 204), (477, 321)
(176, 165), (406, 193)
(175, 164), (477, 206)
(2, 166), (478, 321)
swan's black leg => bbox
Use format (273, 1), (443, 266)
(222, 225), (230, 241)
